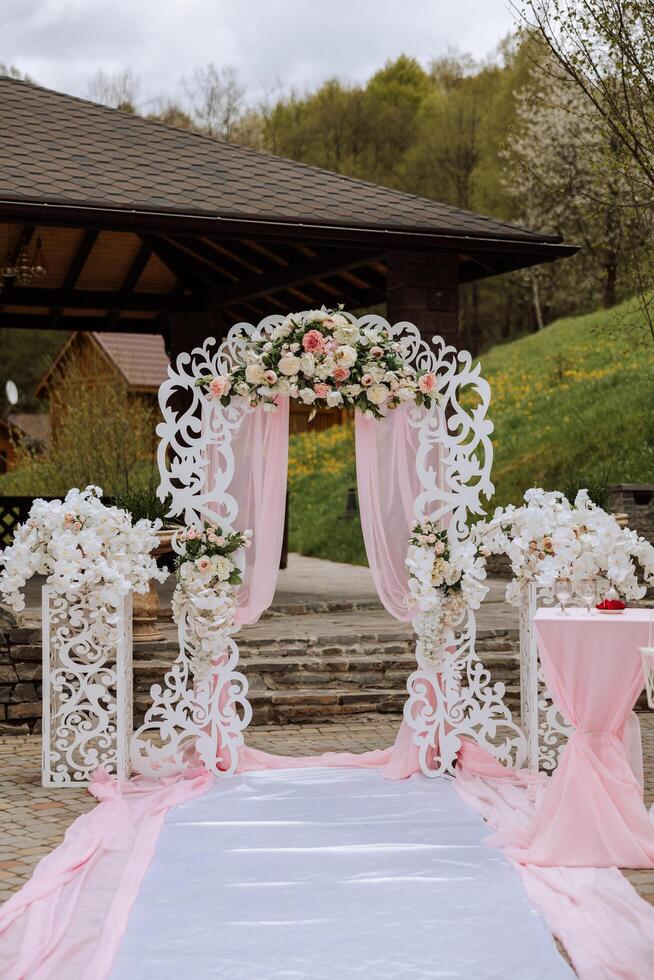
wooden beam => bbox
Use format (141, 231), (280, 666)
(165, 236), (245, 282)
(212, 248), (380, 306)
(140, 235), (208, 293)
(0, 313), (163, 333)
(105, 242), (152, 328)
(1, 287), (203, 312)
(50, 229), (98, 328)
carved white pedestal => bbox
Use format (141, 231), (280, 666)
(519, 582), (574, 771)
(42, 586), (133, 787)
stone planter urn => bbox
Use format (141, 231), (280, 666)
(132, 528), (175, 641)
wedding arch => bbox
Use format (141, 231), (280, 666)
(131, 311), (528, 777)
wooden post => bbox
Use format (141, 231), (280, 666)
(165, 310), (225, 363)
(385, 250), (459, 346)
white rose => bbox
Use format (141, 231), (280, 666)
(315, 356), (335, 380)
(396, 385), (415, 402)
(333, 321), (360, 345)
(343, 383), (362, 396)
(212, 556), (233, 581)
(278, 354), (301, 376)
(326, 390), (343, 408)
(335, 345), (357, 369)
(299, 353), (316, 376)
(299, 387), (317, 404)
(245, 363), (265, 385)
(366, 383), (390, 406)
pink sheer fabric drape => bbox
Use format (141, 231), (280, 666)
(354, 403), (421, 621)
(206, 398), (290, 627)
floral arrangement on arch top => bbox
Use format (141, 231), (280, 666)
(196, 308), (439, 420)
(405, 520), (488, 669)
(473, 488), (654, 606)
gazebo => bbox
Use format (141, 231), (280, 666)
(0, 75), (577, 365)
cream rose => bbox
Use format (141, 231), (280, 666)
(212, 556), (234, 581)
(366, 383), (390, 406)
(299, 353), (316, 376)
(299, 387), (317, 404)
(335, 344), (357, 369)
(278, 354), (301, 376)
(245, 363), (265, 385)
(333, 321), (360, 345)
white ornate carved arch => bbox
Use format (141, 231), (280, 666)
(131, 313), (526, 777)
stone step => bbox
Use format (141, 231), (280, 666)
(133, 649), (521, 692)
(132, 628), (519, 662)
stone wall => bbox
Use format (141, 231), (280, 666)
(0, 619), (41, 735)
(608, 484), (654, 544)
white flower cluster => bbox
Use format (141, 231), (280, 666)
(406, 521), (488, 668)
(0, 486), (168, 614)
(171, 524), (251, 679)
(474, 487), (654, 605)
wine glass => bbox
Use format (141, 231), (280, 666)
(579, 577), (596, 615)
(555, 576), (572, 615)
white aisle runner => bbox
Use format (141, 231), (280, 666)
(111, 768), (572, 979)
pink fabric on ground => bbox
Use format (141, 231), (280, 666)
(237, 718), (437, 780)
(455, 741), (654, 980)
(0, 768), (212, 980)
(501, 609), (654, 868)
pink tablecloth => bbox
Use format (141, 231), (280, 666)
(504, 608), (654, 868)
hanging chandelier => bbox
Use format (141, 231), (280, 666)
(1, 236), (48, 289)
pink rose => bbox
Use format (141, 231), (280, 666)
(313, 383), (331, 399)
(263, 370), (277, 385)
(196, 557), (212, 573)
(324, 338), (338, 353)
(208, 376), (228, 398)
(370, 346), (384, 359)
(418, 372), (437, 394)
(333, 366), (350, 383)
(434, 541), (444, 555)
(302, 330), (326, 354)
(361, 373), (374, 387)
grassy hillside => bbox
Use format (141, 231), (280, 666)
(288, 298), (654, 564)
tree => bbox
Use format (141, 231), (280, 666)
(521, 1), (654, 341)
(86, 68), (141, 112)
(183, 64), (245, 140)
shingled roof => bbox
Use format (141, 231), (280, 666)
(0, 75), (562, 248)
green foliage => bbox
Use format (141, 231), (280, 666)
(0, 328), (68, 413)
(0, 360), (159, 498)
(288, 422), (366, 565)
(287, 297), (654, 564)
(112, 485), (173, 523)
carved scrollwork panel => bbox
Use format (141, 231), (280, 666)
(42, 587), (132, 787)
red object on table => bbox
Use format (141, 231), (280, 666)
(505, 608), (654, 868)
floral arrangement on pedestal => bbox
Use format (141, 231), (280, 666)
(405, 520), (488, 668)
(0, 486), (168, 614)
(196, 308), (439, 420)
(473, 487), (654, 605)
(172, 522), (252, 679)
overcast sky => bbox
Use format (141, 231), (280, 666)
(2, 0), (517, 108)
